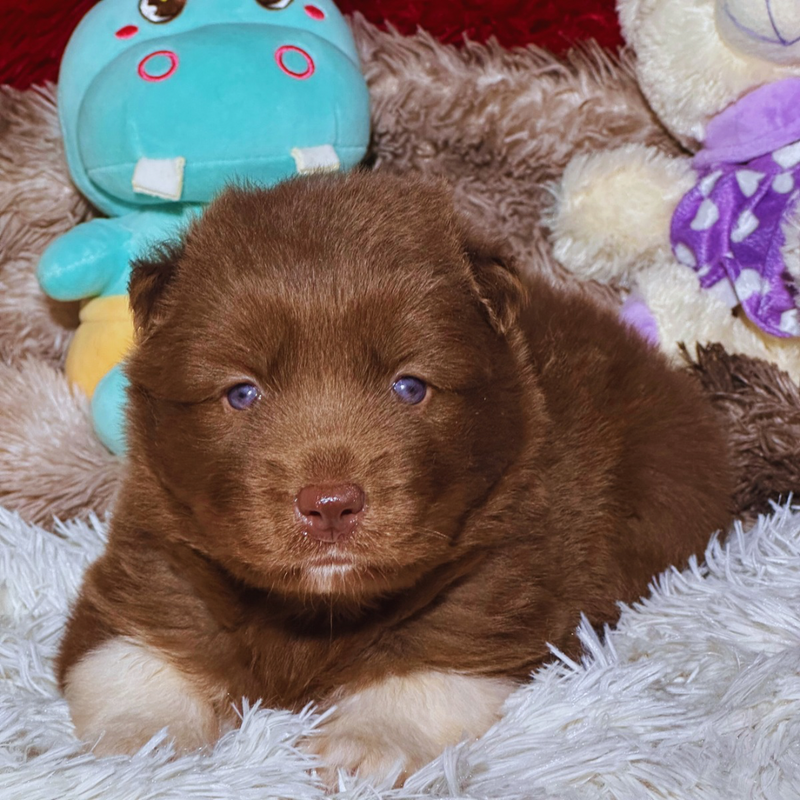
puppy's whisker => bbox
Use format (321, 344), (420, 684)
(414, 526), (450, 542)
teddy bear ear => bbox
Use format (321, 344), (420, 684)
(462, 234), (527, 336)
(128, 239), (185, 340)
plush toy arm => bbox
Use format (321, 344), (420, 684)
(92, 365), (129, 455)
(37, 217), (136, 301)
(548, 143), (696, 283)
(38, 209), (193, 301)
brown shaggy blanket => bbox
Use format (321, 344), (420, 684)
(0, 18), (797, 527)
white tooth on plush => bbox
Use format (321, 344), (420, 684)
(132, 156), (186, 200)
(291, 145), (340, 174)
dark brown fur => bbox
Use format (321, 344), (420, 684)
(58, 172), (733, 743)
(686, 343), (800, 523)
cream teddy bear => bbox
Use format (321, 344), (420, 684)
(550, 0), (800, 380)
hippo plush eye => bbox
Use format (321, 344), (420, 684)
(139, 0), (186, 24)
(256, 0), (293, 8)
(226, 382), (261, 411)
(392, 376), (428, 405)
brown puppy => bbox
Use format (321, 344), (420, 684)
(58, 172), (733, 781)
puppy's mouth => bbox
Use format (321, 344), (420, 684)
(297, 531), (408, 594)
(302, 551), (364, 594)
(305, 551), (358, 570)
(306, 561), (357, 578)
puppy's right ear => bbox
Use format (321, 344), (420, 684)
(463, 236), (527, 337)
(129, 240), (184, 340)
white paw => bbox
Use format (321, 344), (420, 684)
(307, 717), (434, 787)
(63, 638), (221, 756)
(306, 671), (516, 787)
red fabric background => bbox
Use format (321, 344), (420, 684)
(0, 0), (621, 89)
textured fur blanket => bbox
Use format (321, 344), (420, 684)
(3, 15), (800, 799)
(2, 503), (800, 799)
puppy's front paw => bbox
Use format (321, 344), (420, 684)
(63, 638), (221, 756)
(308, 717), (432, 787)
(308, 671), (516, 787)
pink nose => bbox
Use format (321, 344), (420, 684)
(295, 484), (365, 542)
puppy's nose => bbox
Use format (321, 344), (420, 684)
(295, 484), (365, 542)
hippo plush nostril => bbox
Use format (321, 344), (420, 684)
(138, 50), (179, 82)
(275, 45), (315, 79)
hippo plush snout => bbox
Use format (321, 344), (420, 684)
(78, 24), (369, 205)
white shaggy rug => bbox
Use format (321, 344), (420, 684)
(2, 504), (800, 800)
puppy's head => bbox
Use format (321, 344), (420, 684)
(126, 173), (534, 602)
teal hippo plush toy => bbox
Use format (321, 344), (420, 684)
(38, 0), (370, 454)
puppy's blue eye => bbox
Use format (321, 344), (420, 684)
(226, 383), (260, 410)
(392, 376), (428, 405)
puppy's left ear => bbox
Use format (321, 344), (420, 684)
(129, 239), (185, 341)
(463, 236), (527, 336)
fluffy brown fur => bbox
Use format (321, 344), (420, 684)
(0, 84), (116, 524)
(57, 173), (733, 781)
(0, 358), (122, 521)
(0, 85), (85, 366)
(686, 344), (800, 524)
(354, 17), (679, 296)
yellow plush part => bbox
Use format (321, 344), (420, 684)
(65, 295), (134, 397)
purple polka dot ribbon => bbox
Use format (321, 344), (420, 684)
(670, 79), (800, 338)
